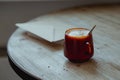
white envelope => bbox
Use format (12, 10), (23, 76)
(16, 19), (71, 42)
(16, 14), (91, 42)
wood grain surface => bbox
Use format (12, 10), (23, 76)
(8, 4), (120, 80)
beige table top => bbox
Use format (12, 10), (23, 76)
(8, 4), (120, 80)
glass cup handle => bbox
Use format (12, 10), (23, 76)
(86, 42), (92, 54)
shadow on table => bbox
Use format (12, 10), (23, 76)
(64, 58), (98, 75)
(23, 32), (64, 51)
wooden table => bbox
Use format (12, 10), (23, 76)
(7, 4), (120, 80)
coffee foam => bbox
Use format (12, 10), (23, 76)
(68, 30), (89, 37)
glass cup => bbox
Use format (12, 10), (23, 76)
(64, 28), (94, 63)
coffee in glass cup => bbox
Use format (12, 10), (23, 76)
(64, 28), (94, 63)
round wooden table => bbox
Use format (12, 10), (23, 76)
(7, 4), (120, 80)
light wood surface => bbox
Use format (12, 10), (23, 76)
(8, 4), (120, 80)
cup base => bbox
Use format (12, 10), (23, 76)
(68, 58), (90, 63)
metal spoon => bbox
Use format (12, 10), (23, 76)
(88, 25), (96, 35)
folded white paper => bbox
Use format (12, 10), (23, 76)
(16, 18), (72, 42)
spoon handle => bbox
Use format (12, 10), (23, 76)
(88, 25), (96, 34)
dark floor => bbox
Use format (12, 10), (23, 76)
(0, 48), (22, 80)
